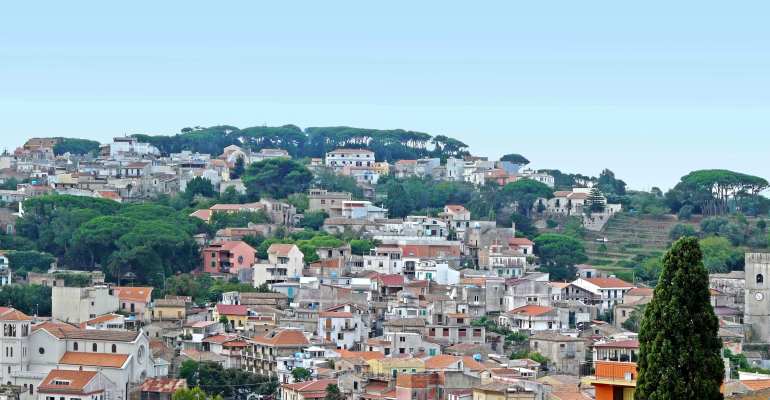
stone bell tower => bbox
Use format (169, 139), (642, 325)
(744, 253), (770, 343)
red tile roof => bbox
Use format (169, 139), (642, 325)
(508, 237), (534, 246)
(251, 329), (309, 346)
(585, 277), (634, 288)
(80, 313), (123, 328)
(59, 352), (130, 368)
(39, 370), (99, 394)
(141, 378), (188, 394)
(594, 339), (639, 349)
(508, 304), (555, 317)
(268, 243), (298, 257)
(216, 304), (248, 316)
(282, 379), (337, 393)
(319, 311), (353, 318)
(424, 354), (462, 369)
(32, 321), (79, 338)
(113, 286), (153, 303)
(377, 274), (404, 286)
(0, 307), (32, 321)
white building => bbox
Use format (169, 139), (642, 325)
(52, 286), (119, 325)
(570, 277), (635, 311)
(414, 261), (460, 285)
(362, 246), (404, 274)
(108, 137), (160, 158)
(0, 253), (11, 286)
(340, 201), (387, 221)
(318, 309), (366, 350)
(37, 369), (116, 400)
(498, 305), (566, 332)
(253, 244), (304, 287)
(324, 149), (375, 171)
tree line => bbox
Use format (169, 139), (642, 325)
(130, 125), (470, 161)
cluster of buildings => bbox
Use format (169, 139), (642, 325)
(0, 137), (293, 210)
(13, 138), (769, 400)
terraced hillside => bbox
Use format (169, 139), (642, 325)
(583, 213), (697, 272)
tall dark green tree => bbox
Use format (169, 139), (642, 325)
(230, 156), (245, 179)
(635, 237), (723, 400)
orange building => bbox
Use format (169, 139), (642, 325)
(583, 361), (636, 400)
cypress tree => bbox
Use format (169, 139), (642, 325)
(635, 237), (724, 400)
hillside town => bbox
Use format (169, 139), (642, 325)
(0, 133), (767, 400)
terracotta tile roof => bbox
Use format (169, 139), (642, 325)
(141, 378), (188, 394)
(462, 356), (487, 371)
(202, 334), (239, 344)
(114, 286), (153, 303)
(508, 304), (555, 317)
(189, 209), (212, 221)
(268, 243), (298, 257)
(97, 191), (121, 201)
(39, 369), (99, 394)
(251, 329), (309, 347)
(216, 304), (248, 316)
(626, 287), (654, 297)
(741, 379), (770, 391)
(594, 339), (639, 349)
(584, 277), (634, 288)
(508, 237), (534, 246)
(424, 354), (462, 369)
(0, 307), (32, 321)
(319, 311), (353, 318)
(33, 321), (79, 338)
(282, 378), (337, 393)
(63, 329), (141, 342)
(444, 205), (468, 213)
(80, 313), (123, 328)
(376, 274), (404, 286)
(59, 352), (130, 368)
(337, 350), (385, 361)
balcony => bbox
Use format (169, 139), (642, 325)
(582, 361), (637, 388)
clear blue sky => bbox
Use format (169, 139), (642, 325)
(1, 1), (769, 190)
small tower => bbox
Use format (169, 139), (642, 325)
(744, 253), (770, 343)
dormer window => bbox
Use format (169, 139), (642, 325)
(758, 274), (764, 284)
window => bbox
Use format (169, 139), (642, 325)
(92, 343), (97, 352)
(38, 347), (45, 355)
(399, 336), (406, 342)
(758, 274), (764, 284)
(112, 344), (117, 353)
(73, 342), (78, 351)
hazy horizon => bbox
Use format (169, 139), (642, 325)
(2, 1), (769, 191)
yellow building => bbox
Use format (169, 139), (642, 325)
(368, 357), (425, 377)
(373, 162), (391, 176)
(152, 298), (186, 321)
(214, 304), (249, 331)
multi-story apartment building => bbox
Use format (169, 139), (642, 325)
(202, 241), (257, 275)
(324, 149), (375, 171)
(253, 244), (304, 287)
(243, 329), (309, 377)
(52, 286), (119, 325)
(307, 189), (352, 218)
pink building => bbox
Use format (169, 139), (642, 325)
(203, 241), (257, 275)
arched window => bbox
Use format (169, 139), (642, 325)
(73, 342), (79, 351)
(758, 274), (764, 284)
(92, 343), (97, 352)
(111, 344), (117, 353)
